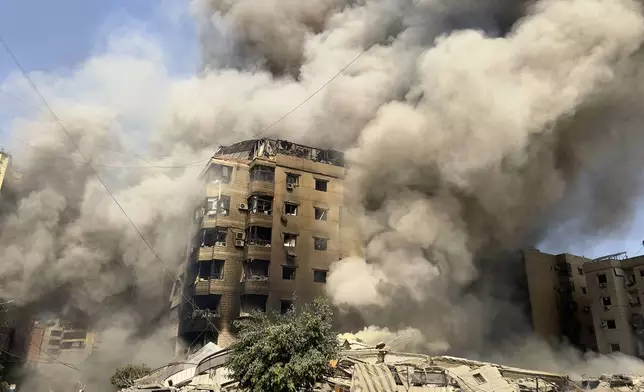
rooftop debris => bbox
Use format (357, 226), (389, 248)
(120, 335), (644, 392)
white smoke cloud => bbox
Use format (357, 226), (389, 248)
(2, 0), (644, 387)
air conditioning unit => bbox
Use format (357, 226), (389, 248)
(239, 203), (249, 211)
(599, 283), (607, 288)
(235, 239), (245, 248)
(286, 183), (295, 190)
(236, 232), (246, 240)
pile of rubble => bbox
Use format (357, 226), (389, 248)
(122, 335), (644, 392)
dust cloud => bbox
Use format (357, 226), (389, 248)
(0, 0), (644, 387)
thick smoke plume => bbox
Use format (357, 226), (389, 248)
(2, 0), (644, 387)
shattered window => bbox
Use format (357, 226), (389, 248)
(602, 296), (612, 306)
(205, 196), (230, 216)
(193, 294), (221, 312)
(314, 237), (328, 251)
(244, 259), (269, 280)
(240, 294), (268, 316)
(197, 260), (224, 280)
(313, 270), (327, 283)
(282, 266), (296, 280)
(598, 274), (607, 284)
(206, 164), (232, 184)
(249, 195), (273, 215)
(283, 233), (297, 248)
(250, 165), (275, 182)
(284, 202), (298, 216)
(280, 300), (293, 315)
(286, 173), (299, 187)
(606, 319), (616, 329)
(247, 226), (272, 246)
(314, 207), (328, 221)
(202, 228), (228, 247)
(315, 179), (328, 192)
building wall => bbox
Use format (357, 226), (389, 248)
(176, 140), (361, 350)
(584, 256), (644, 356)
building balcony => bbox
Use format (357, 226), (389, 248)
(247, 212), (273, 227)
(249, 180), (275, 195)
(241, 276), (270, 294)
(244, 240), (273, 259)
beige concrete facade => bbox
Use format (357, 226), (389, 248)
(523, 249), (596, 351)
(583, 254), (644, 357)
(172, 139), (361, 350)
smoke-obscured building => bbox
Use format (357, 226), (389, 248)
(583, 252), (644, 357)
(169, 139), (362, 351)
(523, 249), (597, 352)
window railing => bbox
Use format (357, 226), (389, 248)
(247, 239), (272, 247)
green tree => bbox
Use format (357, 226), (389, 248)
(226, 298), (339, 392)
(109, 363), (152, 389)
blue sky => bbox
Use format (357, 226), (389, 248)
(0, 0), (643, 260)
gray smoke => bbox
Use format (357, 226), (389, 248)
(1, 0), (644, 387)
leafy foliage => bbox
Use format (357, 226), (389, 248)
(109, 363), (152, 389)
(226, 298), (339, 392)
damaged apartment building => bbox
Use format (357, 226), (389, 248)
(524, 249), (644, 358)
(167, 139), (362, 350)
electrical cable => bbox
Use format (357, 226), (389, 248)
(0, 34), (220, 339)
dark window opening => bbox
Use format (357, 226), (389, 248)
(62, 331), (87, 340)
(60, 341), (86, 349)
(315, 179), (328, 192)
(243, 259), (270, 281)
(284, 202), (298, 216)
(197, 260), (225, 280)
(472, 373), (486, 384)
(314, 237), (328, 251)
(48, 339), (61, 346)
(598, 274), (608, 284)
(248, 194), (273, 215)
(602, 296), (612, 306)
(193, 294), (221, 315)
(314, 207), (328, 221)
(558, 262), (572, 277)
(578, 267), (584, 275)
(280, 300), (293, 315)
(283, 233), (297, 248)
(202, 228), (227, 247)
(286, 173), (299, 186)
(246, 226), (272, 246)
(250, 165), (275, 182)
(205, 196), (231, 217)
(282, 266), (296, 280)
(610, 343), (621, 352)
(313, 270), (327, 283)
(240, 294), (268, 316)
(581, 286), (587, 294)
(50, 330), (62, 337)
(640, 270), (644, 277)
(607, 319), (616, 329)
(206, 164), (232, 184)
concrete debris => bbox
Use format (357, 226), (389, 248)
(120, 336), (644, 392)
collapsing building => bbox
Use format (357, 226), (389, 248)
(120, 334), (642, 392)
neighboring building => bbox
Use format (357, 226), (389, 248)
(169, 139), (362, 351)
(25, 318), (98, 371)
(523, 249), (596, 351)
(584, 252), (644, 357)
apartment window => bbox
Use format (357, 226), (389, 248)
(280, 300), (293, 315)
(578, 267), (584, 275)
(598, 274), (607, 284)
(202, 227), (227, 247)
(315, 179), (328, 192)
(610, 343), (621, 352)
(206, 164), (232, 184)
(240, 294), (268, 316)
(243, 259), (269, 280)
(314, 237), (328, 251)
(193, 294), (221, 314)
(314, 207), (328, 221)
(249, 194), (273, 215)
(640, 270), (644, 277)
(197, 260), (225, 280)
(283, 233), (297, 248)
(313, 270), (328, 283)
(62, 331), (87, 340)
(614, 268), (625, 277)
(284, 202), (298, 216)
(602, 296), (612, 306)
(60, 341), (86, 350)
(50, 330), (62, 337)
(205, 196), (230, 216)
(286, 173), (299, 187)
(581, 286), (587, 295)
(250, 165), (275, 182)
(607, 320), (617, 329)
(558, 263), (572, 277)
(472, 373), (486, 384)
(282, 266), (296, 280)
(246, 226), (272, 246)
(48, 339), (60, 346)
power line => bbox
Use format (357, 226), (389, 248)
(0, 34), (219, 337)
(251, 0), (422, 139)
